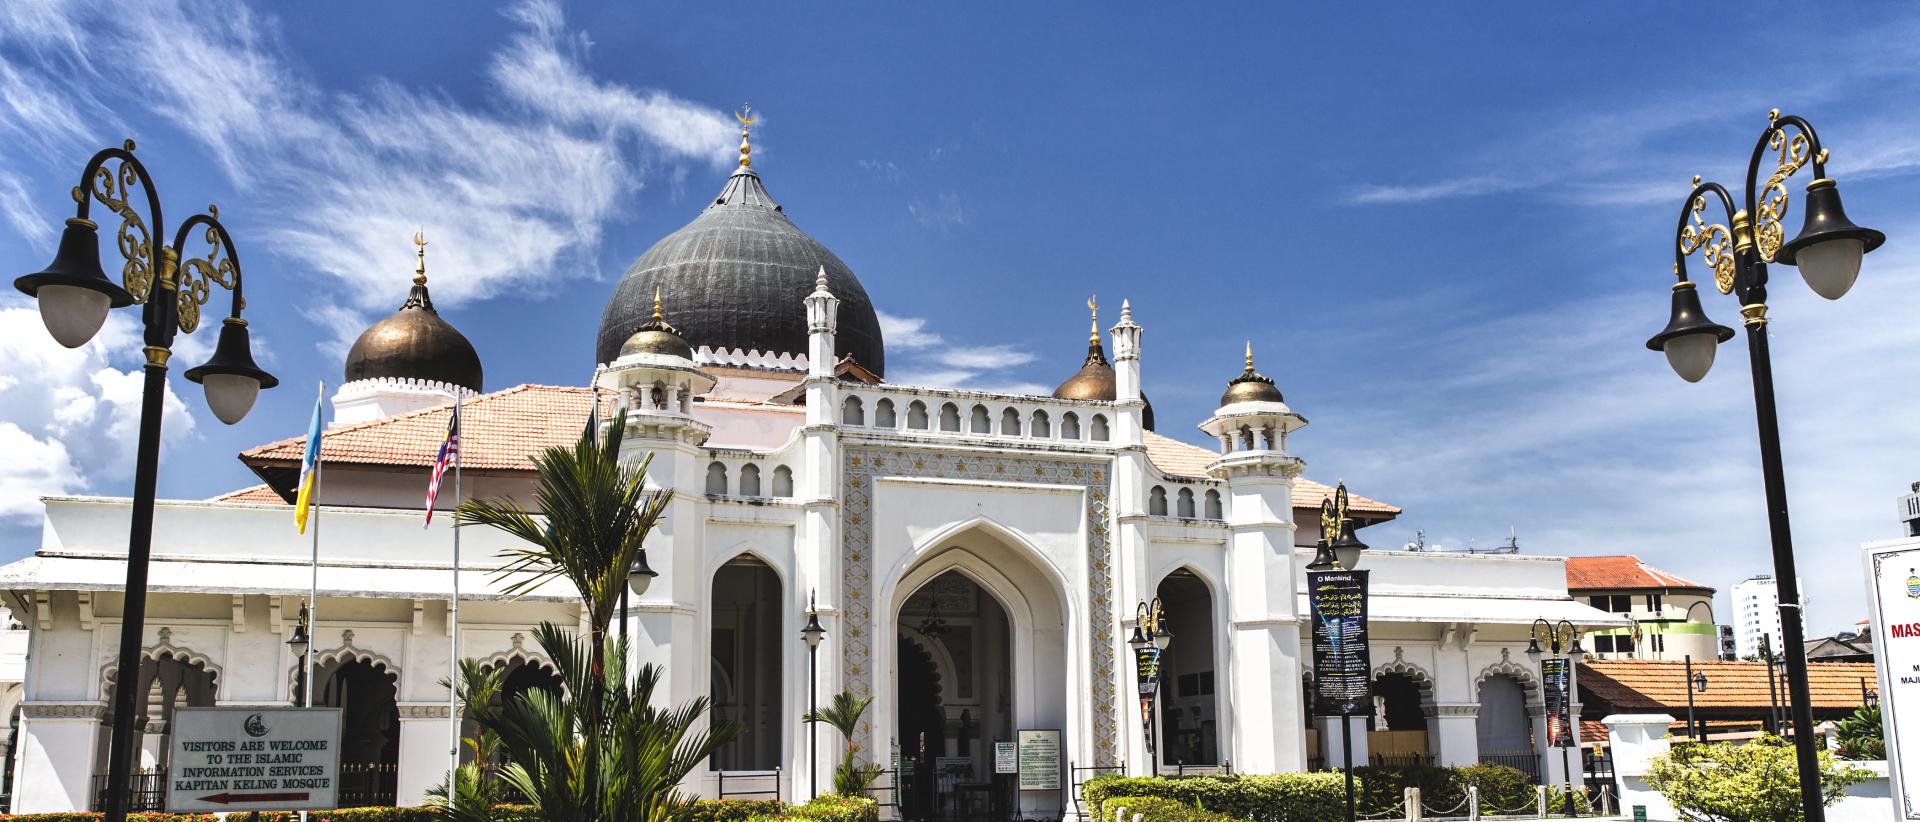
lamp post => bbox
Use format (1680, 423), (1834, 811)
(287, 602), (312, 705)
(1760, 633), (1782, 733)
(1130, 597), (1171, 774)
(1863, 678), (1880, 709)
(801, 591), (826, 801)
(620, 548), (657, 648)
(13, 142), (278, 822)
(1306, 484), (1369, 822)
(1643, 110), (1884, 822)
(1684, 656), (1708, 742)
(1527, 618), (1585, 818)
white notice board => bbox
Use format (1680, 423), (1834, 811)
(166, 707), (343, 812)
(1016, 728), (1061, 791)
(995, 740), (1018, 774)
(1866, 540), (1920, 820)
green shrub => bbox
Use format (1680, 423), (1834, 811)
(675, 799), (788, 821)
(784, 795), (879, 822)
(0, 806), (543, 822)
(1646, 734), (1871, 821)
(1836, 705), (1886, 761)
(1085, 773), (1346, 820)
(1103, 795), (1240, 821)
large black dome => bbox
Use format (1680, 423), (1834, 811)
(596, 165), (885, 373)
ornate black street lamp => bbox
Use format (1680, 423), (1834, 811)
(14, 141), (277, 822)
(1306, 484), (1369, 822)
(801, 591), (827, 801)
(620, 548), (658, 647)
(1684, 655), (1708, 742)
(287, 602), (312, 705)
(1129, 597), (1171, 772)
(1527, 619), (1585, 818)
(1643, 110), (1884, 822)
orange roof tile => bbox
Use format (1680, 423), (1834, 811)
(1578, 659), (1875, 714)
(208, 484), (288, 504)
(242, 384), (601, 473)
(1566, 555), (1712, 593)
(1142, 431), (1400, 517)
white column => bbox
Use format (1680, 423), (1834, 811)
(12, 702), (102, 813)
(396, 704), (455, 806)
(1427, 704), (1479, 767)
(1220, 472), (1305, 774)
(1315, 715), (1369, 769)
(1603, 713), (1677, 820)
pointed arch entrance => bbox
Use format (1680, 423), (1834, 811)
(1154, 568), (1219, 769)
(882, 522), (1071, 822)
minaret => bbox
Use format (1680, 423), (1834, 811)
(1109, 299), (1144, 445)
(1197, 342), (1309, 774)
(797, 264), (844, 794)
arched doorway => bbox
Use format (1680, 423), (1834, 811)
(710, 555), (783, 772)
(1154, 569), (1218, 770)
(897, 570), (1012, 822)
(1475, 675), (1539, 779)
(884, 526), (1069, 822)
(1370, 672), (1431, 767)
(95, 651), (218, 811)
(464, 654), (563, 771)
(296, 654), (400, 807)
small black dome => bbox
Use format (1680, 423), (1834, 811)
(596, 165), (886, 373)
(344, 281), (483, 392)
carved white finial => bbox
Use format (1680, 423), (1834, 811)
(815, 265), (829, 292)
(1120, 299), (1133, 323)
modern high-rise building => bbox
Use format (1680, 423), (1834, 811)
(1731, 575), (1804, 660)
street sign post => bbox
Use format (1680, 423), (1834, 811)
(166, 707), (342, 813)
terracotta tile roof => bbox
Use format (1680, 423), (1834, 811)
(239, 384), (609, 498)
(208, 484), (288, 504)
(1142, 431), (1400, 516)
(1565, 555), (1713, 593)
(1578, 659), (1875, 714)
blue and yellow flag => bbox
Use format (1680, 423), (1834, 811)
(294, 382), (325, 533)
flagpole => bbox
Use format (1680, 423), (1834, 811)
(306, 382), (323, 712)
(447, 392), (463, 808)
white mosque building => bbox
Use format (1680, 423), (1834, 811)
(0, 124), (1623, 818)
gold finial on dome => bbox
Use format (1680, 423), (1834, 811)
(412, 229), (428, 285)
(651, 285), (664, 322)
(736, 104), (756, 169)
(1087, 296), (1099, 345)
(1244, 340), (1255, 371)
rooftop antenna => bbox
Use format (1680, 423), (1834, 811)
(1500, 526), (1520, 554)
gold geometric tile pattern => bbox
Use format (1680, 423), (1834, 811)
(840, 446), (1119, 766)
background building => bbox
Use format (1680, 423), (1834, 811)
(1732, 575), (1790, 660)
(1564, 556), (1717, 662)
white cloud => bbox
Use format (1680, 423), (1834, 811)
(0, 297), (196, 521)
(908, 192), (970, 230)
(877, 311), (943, 350)
(935, 345), (1036, 370)
(0, 0), (738, 354)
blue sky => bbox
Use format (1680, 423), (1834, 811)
(3, 0), (1919, 634)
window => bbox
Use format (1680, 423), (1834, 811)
(1589, 595), (1631, 614)
(1149, 487), (1168, 516)
(1204, 489), (1223, 520)
(1090, 414), (1110, 441)
(841, 396), (864, 426)
(1176, 488), (1196, 518)
(970, 405), (991, 434)
(1000, 408), (1021, 436)
(1652, 633), (1666, 652)
(1032, 410), (1051, 438)
(739, 464), (762, 497)
(939, 403), (961, 432)
(874, 398), (897, 428)
(705, 462), (729, 496)
(907, 401), (929, 430)
(1061, 412), (1081, 440)
(1593, 636), (1614, 654)
(771, 466), (794, 497)
(1646, 594), (1663, 613)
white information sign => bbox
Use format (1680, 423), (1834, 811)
(995, 740), (1018, 774)
(166, 707), (343, 813)
(1864, 539), (1920, 820)
(1015, 728), (1061, 791)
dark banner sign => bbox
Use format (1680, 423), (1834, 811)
(1542, 657), (1573, 747)
(1309, 569), (1372, 717)
(1134, 646), (1162, 696)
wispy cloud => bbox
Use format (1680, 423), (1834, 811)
(878, 311), (944, 350)
(880, 315), (1045, 395)
(908, 192), (970, 230)
(0, 0), (737, 356)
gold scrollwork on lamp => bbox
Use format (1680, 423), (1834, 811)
(85, 145), (154, 304)
(175, 206), (236, 333)
(1754, 113), (1812, 263)
(1680, 176), (1736, 295)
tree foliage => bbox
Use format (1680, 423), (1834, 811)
(802, 691), (885, 796)
(1834, 704), (1886, 761)
(1644, 734), (1871, 822)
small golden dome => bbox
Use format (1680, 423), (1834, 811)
(1050, 298), (1153, 429)
(1220, 341), (1283, 405)
(618, 288), (693, 360)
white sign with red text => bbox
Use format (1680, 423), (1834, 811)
(1864, 539), (1920, 820)
(166, 707), (342, 812)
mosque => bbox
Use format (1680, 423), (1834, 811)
(0, 119), (1622, 818)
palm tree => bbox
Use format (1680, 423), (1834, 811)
(472, 622), (740, 821)
(458, 408), (670, 798)
(804, 691), (886, 796)
(425, 659), (509, 820)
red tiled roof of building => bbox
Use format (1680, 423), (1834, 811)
(1579, 659), (1874, 712)
(1565, 555), (1713, 594)
(208, 484), (288, 504)
(1142, 431), (1400, 516)
(242, 384), (601, 472)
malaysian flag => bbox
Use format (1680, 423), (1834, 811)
(424, 400), (460, 527)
